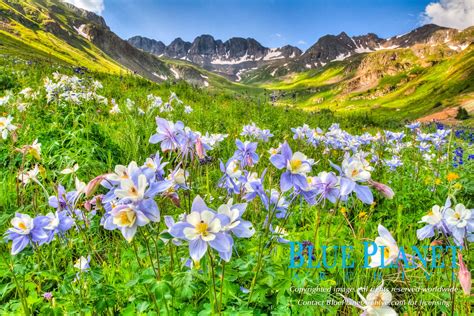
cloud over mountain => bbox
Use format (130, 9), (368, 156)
(423, 0), (474, 29)
(63, 0), (104, 14)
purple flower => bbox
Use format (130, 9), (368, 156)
(169, 196), (232, 261)
(416, 200), (451, 241)
(149, 117), (184, 152)
(270, 189), (290, 218)
(217, 199), (255, 238)
(270, 142), (312, 192)
(103, 204), (156, 242)
(141, 152), (168, 181)
(218, 159), (242, 194)
(43, 210), (75, 242)
(74, 255), (91, 271)
(405, 122), (420, 131)
(312, 171), (340, 204)
(384, 156), (403, 171)
(232, 140), (259, 168)
(43, 292), (53, 301)
(330, 155), (374, 204)
(48, 184), (79, 213)
(5, 213), (50, 255)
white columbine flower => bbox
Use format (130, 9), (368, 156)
(341, 280), (396, 316)
(18, 165), (39, 185)
(369, 224), (399, 268)
(183, 211), (221, 241)
(10, 214), (34, 235)
(287, 152), (312, 175)
(0, 115), (18, 140)
(115, 174), (148, 202)
(184, 105), (193, 114)
(445, 204), (472, 229)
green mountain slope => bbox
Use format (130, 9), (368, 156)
(241, 29), (474, 121)
(0, 0), (247, 91)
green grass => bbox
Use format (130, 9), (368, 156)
(0, 51), (473, 315)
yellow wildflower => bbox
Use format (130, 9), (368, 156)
(446, 172), (459, 182)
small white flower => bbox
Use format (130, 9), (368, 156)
(60, 163), (79, 174)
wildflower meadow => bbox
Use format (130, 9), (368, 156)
(0, 56), (473, 315)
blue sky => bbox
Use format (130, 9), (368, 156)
(72, 0), (472, 50)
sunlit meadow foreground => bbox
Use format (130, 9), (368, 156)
(0, 59), (473, 315)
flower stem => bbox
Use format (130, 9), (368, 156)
(219, 261), (225, 314)
(207, 248), (218, 313)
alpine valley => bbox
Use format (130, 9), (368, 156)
(1, 0), (473, 123)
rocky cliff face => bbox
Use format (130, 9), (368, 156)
(128, 36), (166, 55)
(128, 34), (302, 80)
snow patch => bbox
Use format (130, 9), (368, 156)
(332, 52), (351, 62)
(355, 47), (373, 53)
(448, 43), (470, 51)
(305, 64), (311, 69)
(200, 74), (209, 79)
(170, 68), (180, 79)
(153, 72), (168, 80)
(263, 48), (284, 61)
(74, 24), (91, 40)
(375, 45), (400, 51)
(211, 51), (256, 64)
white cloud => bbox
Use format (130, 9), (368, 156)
(297, 40), (307, 45)
(422, 0), (474, 29)
(274, 33), (282, 38)
(63, 0), (105, 15)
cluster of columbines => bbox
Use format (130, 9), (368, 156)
(1, 73), (473, 314)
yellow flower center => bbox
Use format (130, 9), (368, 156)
(427, 210), (434, 216)
(129, 186), (138, 197)
(196, 221), (209, 236)
(18, 222), (27, 230)
(383, 247), (390, 259)
(352, 169), (359, 177)
(290, 159), (302, 171)
(0, 121), (4, 128)
(115, 209), (136, 227)
(454, 213), (461, 220)
(372, 293), (384, 308)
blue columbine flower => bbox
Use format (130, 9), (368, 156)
(270, 141), (312, 192)
(149, 117), (184, 152)
(169, 196), (232, 261)
(5, 213), (50, 255)
(232, 139), (259, 168)
(43, 210), (75, 242)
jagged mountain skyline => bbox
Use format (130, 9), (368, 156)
(93, 0), (474, 51)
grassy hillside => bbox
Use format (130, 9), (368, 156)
(0, 0), (126, 73)
(242, 44), (474, 123)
